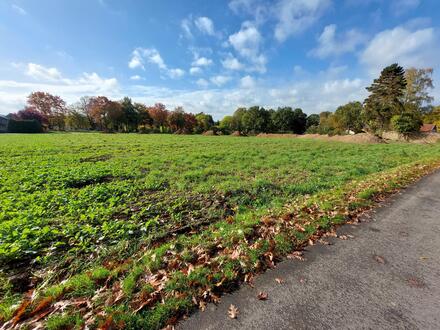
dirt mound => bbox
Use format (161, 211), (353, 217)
(231, 131), (244, 136)
(258, 133), (383, 144)
(202, 130), (216, 136)
(384, 131), (440, 144)
(257, 133), (298, 138)
(325, 133), (383, 144)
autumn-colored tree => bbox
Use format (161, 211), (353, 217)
(183, 112), (197, 133)
(27, 92), (67, 130)
(148, 103), (169, 132)
(14, 106), (49, 127)
(168, 107), (186, 132)
(89, 96), (123, 131)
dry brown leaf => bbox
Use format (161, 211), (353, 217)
(228, 304), (239, 319)
(373, 255), (385, 264)
(287, 251), (305, 261)
(308, 239), (314, 246)
(199, 300), (207, 311)
(257, 291), (268, 300)
(275, 277), (284, 284)
(294, 224), (306, 232)
(162, 325), (175, 330)
(244, 273), (255, 287)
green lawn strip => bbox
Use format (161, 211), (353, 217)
(4, 158), (439, 329)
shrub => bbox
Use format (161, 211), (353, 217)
(391, 113), (422, 134)
(7, 119), (43, 133)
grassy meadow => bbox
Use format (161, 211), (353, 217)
(1, 133), (440, 329)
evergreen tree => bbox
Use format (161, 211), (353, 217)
(363, 63), (407, 132)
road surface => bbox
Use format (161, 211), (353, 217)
(179, 170), (440, 330)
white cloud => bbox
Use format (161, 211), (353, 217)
(192, 57), (213, 67)
(26, 63), (62, 81)
(274, 0), (331, 42)
(129, 47), (184, 79)
(181, 18), (193, 39)
(190, 67), (202, 75)
(240, 75), (256, 88)
(228, 0), (268, 24)
(12, 4), (27, 15)
(229, 21), (262, 58)
(228, 21), (267, 73)
(360, 26), (439, 75)
(194, 17), (215, 36)
(310, 24), (366, 58)
(130, 75), (143, 81)
(129, 48), (166, 70)
(0, 64), (119, 114)
(196, 78), (209, 88)
(222, 54), (244, 70)
(168, 68), (185, 79)
(210, 75), (232, 86)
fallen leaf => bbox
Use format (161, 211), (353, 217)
(373, 255), (385, 264)
(162, 326), (175, 330)
(275, 277), (284, 284)
(308, 239), (314, 246)
(407, 277), (425, 288)
(228, 304), (239, 319)
(257, 291), (268, 300)
(287, 251), (305, 261)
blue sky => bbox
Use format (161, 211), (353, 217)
(0, 0), (439, 119)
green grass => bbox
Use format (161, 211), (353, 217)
(1, 133), (440, 328)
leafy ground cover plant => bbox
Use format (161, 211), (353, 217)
(1, 133), (440, 328)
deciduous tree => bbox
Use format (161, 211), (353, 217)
(403, 67), (434, 113)
(27, 92), (67, 130)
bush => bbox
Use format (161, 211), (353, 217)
(391, 113), (422, 134)
(7, 119), (43, 133)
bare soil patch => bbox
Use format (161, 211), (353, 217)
(257, 133), (383, 144)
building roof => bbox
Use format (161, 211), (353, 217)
(420, 124), (437, 132)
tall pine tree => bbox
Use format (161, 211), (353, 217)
(363, 63), (407, 132)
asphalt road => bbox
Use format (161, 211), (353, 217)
(179, 170), (440, 330)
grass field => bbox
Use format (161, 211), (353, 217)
(1, 133), (440, 329)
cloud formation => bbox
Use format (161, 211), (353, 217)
(310, 24), (366, 58)
(360, 25), (439, 75)
(129, 47), (185, 79)
(274, 0), (331, 42)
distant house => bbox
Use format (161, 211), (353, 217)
(420, 124), (437, 133)
(0, 115), (8, 133)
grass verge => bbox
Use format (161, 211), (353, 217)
(2, 159), (439, 329)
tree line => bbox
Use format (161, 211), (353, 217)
(6, 64), (439, 135)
